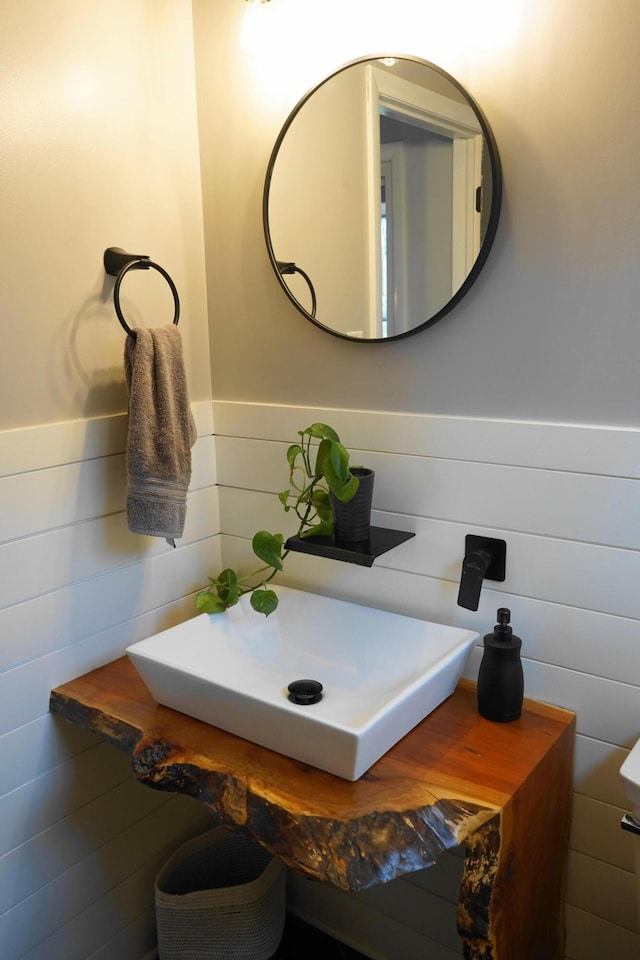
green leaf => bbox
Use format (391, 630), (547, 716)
(303, 422), (340, 442)
(250, 589), (279, 616)
(286, 443), (303, 467)
(332, 472), (359, 503)
(314, 438), (332, 478)
(278, 489), (290, 509)
(215, 568), (239, 605)
(196, 589), (229, 614)
(324, 459), (349, 497)
(300, 519), (333, 539)
(330, 441), (350, 483)
(252, 530), (284, 570)
(311, 487), (331, 512)
(311, 488), (332, 521)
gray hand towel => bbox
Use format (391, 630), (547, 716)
(124, 326), (197, 546)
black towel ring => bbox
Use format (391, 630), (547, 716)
(104, 247), (180, 340)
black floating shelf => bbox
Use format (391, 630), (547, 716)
(285, 527), (415, 568)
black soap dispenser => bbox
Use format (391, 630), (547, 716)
(477, 608), (524, 722)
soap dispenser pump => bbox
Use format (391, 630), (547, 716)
(477, 608), (524, 722)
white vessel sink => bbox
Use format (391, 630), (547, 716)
(126, 586), (478, 780)
(621, 738), (640, 818)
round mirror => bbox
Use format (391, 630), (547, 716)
(264, 56), (502, 342)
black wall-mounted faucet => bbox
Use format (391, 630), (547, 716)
(457, 535), (507, 611)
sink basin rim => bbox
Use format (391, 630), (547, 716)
(128, 611), (477, 737)
(621, 737), (640, 816)
(126, 586), (478, 780)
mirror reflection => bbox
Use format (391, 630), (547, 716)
(264, 56), (502, 342)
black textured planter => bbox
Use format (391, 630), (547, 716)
(330, 467), (375, 544)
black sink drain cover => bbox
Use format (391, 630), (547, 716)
(287, 679), (323, 705)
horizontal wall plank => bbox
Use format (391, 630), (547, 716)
(288, 870), (461, 960)
(464, 647), (640, 749)
(574, 735), (630, 809)
(0, 400), (213, 478)
(0, 590), (211, 799)
(380, 541), (640, 683)
(0, 485), (219, 613)
(14, 801), (211, 960)
(0, 557), (221, 739)
(357, 875), (462, 954)
(218, 486), (298, 541)
(0, 741), (131, 857)
(0, 777), (168, 915)
(220, 484), (638, 626)
(1, 454), (127, 545)
(566, 850), (637, 933)
(0, 797), (168, 958)
(212, 400), (640, 478)
(0, 535), (220, 679)
(0, 716), (99, 801)
(191, 400), (214, 439)
(565, 904), (640, 960)
(376, 515), (639, 621)
(0, 414), (127, 477)
(0, 433), (215, 546)
(215, 435), (640, 550)
(403, 851), (463, 901)
(191, 434), (217, 490)
(86, 906), (157, 960)
(569, 794), (633, 872)
(20, 872), (154, 960)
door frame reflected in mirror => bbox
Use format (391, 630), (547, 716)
(367, 64), (484, 338)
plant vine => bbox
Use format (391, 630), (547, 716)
(196, 423), (358, 617)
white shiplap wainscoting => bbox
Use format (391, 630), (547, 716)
(0, 402), (219, 960)
(213, 400), (640, 960)
(3, 398), (637, 960)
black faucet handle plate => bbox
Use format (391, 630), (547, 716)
(464, 535), (507, 582)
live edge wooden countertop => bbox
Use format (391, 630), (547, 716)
(51, 658), (575, 960)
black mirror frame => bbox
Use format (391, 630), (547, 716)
(263, 54), (503, 343)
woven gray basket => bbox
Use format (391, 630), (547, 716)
(155, 825), (286, 960)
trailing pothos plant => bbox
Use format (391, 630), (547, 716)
(196, 423), (359, 617)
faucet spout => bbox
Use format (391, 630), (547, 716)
(457, 535), (507, 612)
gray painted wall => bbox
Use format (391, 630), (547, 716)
(194, 0), (640, 427)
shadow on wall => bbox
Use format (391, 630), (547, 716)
(50, 283), (128, 419)
(51, 264), (182, 421)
